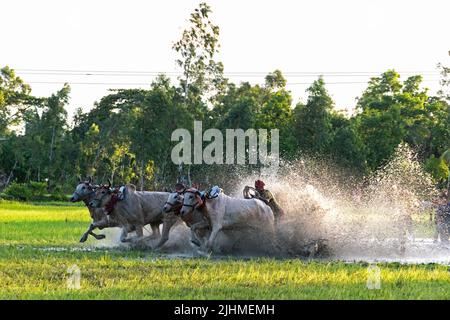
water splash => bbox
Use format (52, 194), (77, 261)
(88, 144), (449, 263)
(230, 144), (446, 261)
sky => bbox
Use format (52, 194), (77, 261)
(1, 0), (449, 120)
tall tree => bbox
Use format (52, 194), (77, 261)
(0, 66), (35, 136)
(173, 2), (226, 117)
(293, 77), (334, 155)
(355, 70), (439, 170)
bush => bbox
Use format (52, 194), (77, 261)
(3, 182), (33, 201)
(0, 193), (13, 200)
(47, 193), (69, 202)
(3, 181), (48, 201)
(28, 181), (47, 199)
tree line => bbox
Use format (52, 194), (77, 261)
(0, 3), (449, 196)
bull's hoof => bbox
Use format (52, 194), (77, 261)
(94, 234), (106, 240)
(193, 249), (209, 258)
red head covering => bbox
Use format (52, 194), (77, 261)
(255, 180), (265, 190)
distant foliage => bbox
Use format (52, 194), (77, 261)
(3, 181), (66, 201)
(4, 182), (45, 201)
(0, 3), (448, 197)
(425, 155), (449, 185)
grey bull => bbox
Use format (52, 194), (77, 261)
(70, 179), (127, 242)
(89, 183), (169, 242)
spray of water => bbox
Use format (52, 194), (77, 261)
(229, 143), (447, 261)
(91, 143), (449, 263)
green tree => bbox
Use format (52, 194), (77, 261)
(173, 2), (226, 117)
(0, 66), (36, 136)
(258, 70), (292, 129)
(329, 112), (367, 172)
(18, 85), (70, 187)
(425, 155), (449, 185)
(293, 77), (334, 155)
(442, 148), (450, 191)
(355, 70), (442, 170)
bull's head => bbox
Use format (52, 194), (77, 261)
(163, 192), (184, 214)
(70, 177), (96, 202)
(180, 188), (203, 216)
(89, 180), (112, 208)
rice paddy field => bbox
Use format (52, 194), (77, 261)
(1, 200), (450, 300)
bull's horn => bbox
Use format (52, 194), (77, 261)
(88, 176), (92, 184)
(107, 179), (112, 188)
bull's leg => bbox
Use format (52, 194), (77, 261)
(190, 221), (210, 248)
(80, 224), (95, 243)
(135, 225), (144, 238)
(90, 231), (106, 240)
(119, 227), (130, 242)
(80, 220), (109, 243)
(190, 225), (211, 258)
(205, 224), (222, 252)
(191, 242), (209, 258)
(154, 214), (178, 250)
(148, 222), (161, 239)
(190, 229), (201, 247)
(121, 224), (145, 242)
(128, 225), (145, 244)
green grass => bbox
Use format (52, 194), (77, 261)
(0, 200), (88, 246)
(1, 200), (450, 299)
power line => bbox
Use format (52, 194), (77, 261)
(16, 72), (441, 78)
(15, 68), (441, 77)
(26, 80), (442, 86)
(14, 68), (442, 87)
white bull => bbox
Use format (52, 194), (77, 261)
(155, 191), (210, 250)
(180, 188), (275, 253)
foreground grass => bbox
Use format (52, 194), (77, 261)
(1, 200), (450, 299)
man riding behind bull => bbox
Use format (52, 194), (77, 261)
(245, 179), (285, 221)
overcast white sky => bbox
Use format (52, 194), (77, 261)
(2, 0), (449, 119)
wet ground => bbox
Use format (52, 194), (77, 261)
(34, 227), (450, 265)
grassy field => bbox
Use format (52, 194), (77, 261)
(1, 200), (450, 299)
